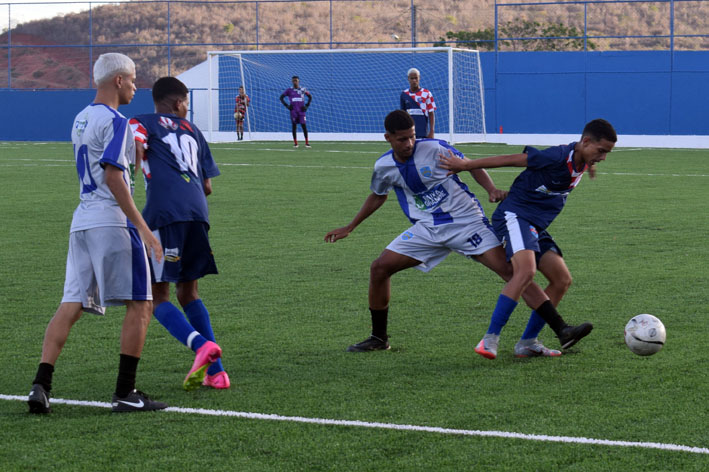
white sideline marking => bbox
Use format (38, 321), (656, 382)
(3, 394), (707, 455)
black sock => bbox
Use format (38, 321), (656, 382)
(534, 300), (568, 336)
(115, 354), (140, 398)
(33, 363), (54, 392)
(370, 308), (389, 340)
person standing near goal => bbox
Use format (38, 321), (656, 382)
(130, 77), (228, 390)
(280, 75), (312, 148)
(400, 68), (436, 139)
(234, 85), (250, 141)
(27, 53), (167, 414)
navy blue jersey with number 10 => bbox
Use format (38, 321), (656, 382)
(130, 114), (220, 229)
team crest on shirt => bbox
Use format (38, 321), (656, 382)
(420, 166), (433, 178)
(158, 116), (179, 131)
(164, 247), (181, 263)
(74, 118), (88, 137)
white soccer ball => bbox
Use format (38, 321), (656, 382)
(234, 111), (243, 120)
(391, 33), (400, 41)
(624, 314), (666, 356)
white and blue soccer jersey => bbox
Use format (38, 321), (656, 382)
(371, 139), (488, 226)
(495, 143), (587, 230)
(70, 103), (136, 232)
(130, 114), (220, 229)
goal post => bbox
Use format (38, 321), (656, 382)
(206, 47), (486, 144)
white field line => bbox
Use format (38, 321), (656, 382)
(1, 158), (708, 178)
(1, 394), (707, 455)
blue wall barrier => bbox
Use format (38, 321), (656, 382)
(2, 50), (707, 141)
(0, 89), (154, 141)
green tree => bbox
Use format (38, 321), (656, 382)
(436, 19), (596, 52)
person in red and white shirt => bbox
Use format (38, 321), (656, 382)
(234, 86), (250, 141)
(400, 68), (436, 138)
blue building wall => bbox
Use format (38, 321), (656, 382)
(1, 50), (707, 141)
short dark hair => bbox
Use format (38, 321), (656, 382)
(292, 75), (299, 80)
(384, 110), (414, 134)
(583, 118), (617, 143)
(152, 76), (188, 104)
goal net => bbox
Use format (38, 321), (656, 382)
(206, 47), (486, 144)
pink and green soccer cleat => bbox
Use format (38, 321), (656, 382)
(183, 341), (222, 391)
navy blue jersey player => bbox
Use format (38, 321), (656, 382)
(439, 118), (617, 359)
(130, 77), (230, 390)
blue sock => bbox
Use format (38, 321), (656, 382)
(520, 310), (547, 340)
(184, 299), (224, 375)
(486, 294), (518, 335)
(154, 302), (207, 351)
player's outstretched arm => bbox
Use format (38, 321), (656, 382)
(438, 150), (528, 175)
(105, 165), (163, 263)
(470, 168), (508, 203)
(324, 193), (388, 243)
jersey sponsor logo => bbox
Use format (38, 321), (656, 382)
(158, 116), (179, 131)
(420, 166), (433, 178)
(413, 184), (449, 211)
(164, 247), (181, 262)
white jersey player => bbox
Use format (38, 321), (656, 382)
(28, 53), (167, 415)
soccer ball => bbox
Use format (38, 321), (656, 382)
(234, 111), (243, 120)
(624, 314), (666, 356)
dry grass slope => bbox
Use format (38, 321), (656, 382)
(1, 0), (707, 88)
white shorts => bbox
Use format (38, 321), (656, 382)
(61, 226), (152, 315)
(386, 218), (501, 273)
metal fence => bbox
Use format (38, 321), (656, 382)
(1, 0), (708, 89)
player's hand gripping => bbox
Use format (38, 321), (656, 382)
(488, 188), (508, 203)
(438, 149), (473, 175)
(324, 226), (352, 243)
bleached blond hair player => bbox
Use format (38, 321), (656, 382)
(28, 53), (168, 414)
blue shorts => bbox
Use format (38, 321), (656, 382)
(150, 221), (218, 284)
(492, 210), (562, 262)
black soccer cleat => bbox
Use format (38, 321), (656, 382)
(346, 335), (391, 352)
(558, 323), (594, 350)
(28, 383), (51, 414)
(111, 389), (168, 413)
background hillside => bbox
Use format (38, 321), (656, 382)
(1, 0), (708, 88)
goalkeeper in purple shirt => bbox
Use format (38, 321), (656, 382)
(280, 75), (312, 148)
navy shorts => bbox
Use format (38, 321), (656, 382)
(492, 210), (562, 262)
(150, 221), (218, 283)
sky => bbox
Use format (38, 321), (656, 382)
(1, 1), (97, 27)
